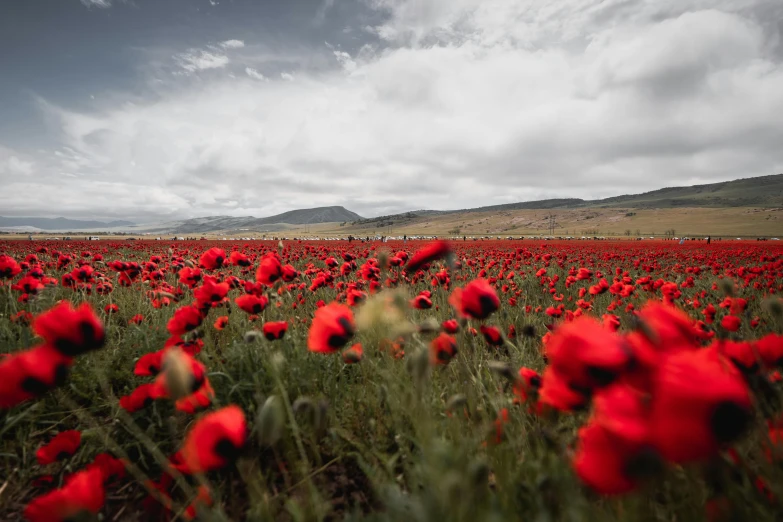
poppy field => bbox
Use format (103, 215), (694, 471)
(1, 238), (783, 522)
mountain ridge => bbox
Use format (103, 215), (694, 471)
(0, 216), (135, 230)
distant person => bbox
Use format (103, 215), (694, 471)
(707, 236), (711, 245)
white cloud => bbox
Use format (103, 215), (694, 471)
(333, 50), (357, 72)
(220, 39), (245, 49)
(175, 49), (230, 73)
(0, 148), (34, 177)
(245, 67), (266, 80)
(7, 0), (783, 220)
(80, 0), (113, 8)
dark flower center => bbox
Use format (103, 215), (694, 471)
(710, 400), (751, 444)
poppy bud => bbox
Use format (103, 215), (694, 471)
(441, 471), (464, 507)
(270, 352), (286, 372)
(257, 395), (285, 446)
(763, 297), (783, 321)
(162, 349), (194, 401)
(407, 348), (430, 388)
(488, 361), (516, 382)
(376, 250), (390, 273)
(467, 458), (490, 490)
(521, 324), (536, 338)
(244, 330), (263, 343)
(446, 394), (467, 413)
(293, 397), (316, 425)
(417, 317), (440, 334)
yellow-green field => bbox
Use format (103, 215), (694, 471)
(2, 206), (780, 241)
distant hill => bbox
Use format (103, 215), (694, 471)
(0, 216), (135, 231)
(167, 206), (363, 234)
(587, 174), (783, 208)
(349, 174), (783, 227)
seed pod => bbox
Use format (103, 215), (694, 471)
(488, 361), (516, 382)
(244, 330), (263, 343)
(468, 458), (490, 489)
(407, 348), (430, 388)
(446, 394), (467, 413)
(763, 297), (783, 320)
(257, 395), (285, 446)
(162, 349), (193, 401)
(719, 279), (735, 297)
(417, 317), (440, 334)
(293, 397), (316, 425)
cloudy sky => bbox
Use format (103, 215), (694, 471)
(1, 0), (782, 222)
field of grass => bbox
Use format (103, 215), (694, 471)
(1, 239), (782, 522)
(311, 207), (783, 238)
(3, 205), (781, 242)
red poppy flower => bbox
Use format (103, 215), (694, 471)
(176, 379), (215, 414)
(410, 294), (433, 309)
(0, 344), (72, 409)
(33, 301), (105, 356)
(281, 264), (299, 282)
(262, 321), (288, 341)
(194, 278), (230, 308)
(36, 430), (81, 465)
(757, 334), (783, 367)
(442, 319), (459, 334)
(198, 248), (226, 270)
(512, 367), (541, 403)
(12, 275), (44, 295)
(229, 251), (252, 267)
(236, 294), (269, 315)
(545, 316), (632, 392)
(0, 254), (22, 279)
(152, 351), (207, 400)
(178, 267), (203, 288)
(406, 240), (451, 273)
(342, 343), (364, 363)
(648, 349), (752, 463)
(448, 278), (500, 320)
(180, 405), (247, 473)
(480, 325), (504, 346)
(119, 383), (159, 413)
(307, 303), (356, 353)
(256, 253), (283, 285)
(86, 453), (127, 484)
(720, 315), (741, 332)
(104, 304), (119, 314)
(573, 384), (657, 495)
(214, 315), (229, 330)
(538, 367), (590, 412)
(24, 467), (105, 522)
(347, 288), (367, 307)
(430, 333), (458, 365)
(128, 314), (144, 325)
(164, 335), (204, 356)
(602, 313), (620, 332)
(166, 306), (204, 336)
